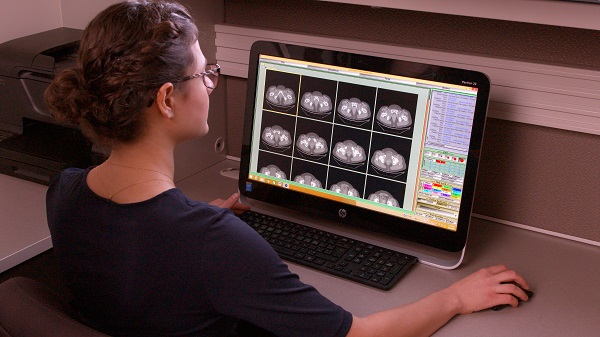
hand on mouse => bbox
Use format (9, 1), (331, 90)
(210, 193), (251, 215)
(347, 265), (532, 336)
(490, 281), (535, 311)
(441, 264), (531, 314)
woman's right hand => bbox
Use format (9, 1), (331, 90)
(443, 264), (531, 314)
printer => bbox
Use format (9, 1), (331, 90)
(0, 28), (101, 185)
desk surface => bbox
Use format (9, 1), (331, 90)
(0, 174), (51, 273)
(2, 160), (599, 336)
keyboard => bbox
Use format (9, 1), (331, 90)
(239, 210), (417, 290)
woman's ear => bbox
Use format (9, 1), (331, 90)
(156, 82), (175, 119)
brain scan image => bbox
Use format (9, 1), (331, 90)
(337, 98), (371, 124)
(330, 181), (360, 198)
(368, 190), (399, 207)
(293, 173), (322, 188)
(296, 132), (328, 159)
(260, 164), (287, 179)
(333, 140), (366, 167)
(265, 85), (296, 110)
(376, 105), (413, 132)
(371, 148), (407, 176)
(262, 125), (292, 151)
(301, 91), (333, 116)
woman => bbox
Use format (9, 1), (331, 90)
(45, 1), (530, 336)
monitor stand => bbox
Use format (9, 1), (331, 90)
(240, 195), (466, 270)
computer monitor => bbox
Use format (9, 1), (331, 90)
(238, 41), (490, 268)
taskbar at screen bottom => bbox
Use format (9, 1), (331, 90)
(245, 173), (458, 231)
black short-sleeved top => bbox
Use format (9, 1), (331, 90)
(46, 168), (352, 337)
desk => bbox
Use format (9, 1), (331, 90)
(2, 160), (599, 336)
(0, 174), (51, 273)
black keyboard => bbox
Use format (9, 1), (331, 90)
(239, 211), (417, 290)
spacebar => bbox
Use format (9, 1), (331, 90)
(272, 245), (296, 257)
(272, 244), (338, 263)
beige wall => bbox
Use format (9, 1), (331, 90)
(0, 0), (119, 44)
(223, 0), (600, 243)
(60, 0), (121, 29)
(0, 0), (62, 44)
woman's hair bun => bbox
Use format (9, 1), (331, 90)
(44, 67), (94, 125)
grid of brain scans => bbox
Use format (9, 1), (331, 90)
(257, 69), (419, 209)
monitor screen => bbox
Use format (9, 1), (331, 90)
(239, 41), (490, 253)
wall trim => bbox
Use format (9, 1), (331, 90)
(472, 214), (599, 247)
(215, 24), (600, 135)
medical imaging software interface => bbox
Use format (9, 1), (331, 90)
(246, 55), (479, 231)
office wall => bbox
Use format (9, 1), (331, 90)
(0, 0), (62, 44)
(0, 0), (118, 44)
(223, 0), (600, 243)
(61, 0), (121, 29)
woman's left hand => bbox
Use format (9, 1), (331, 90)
(210, 193), (251, 216)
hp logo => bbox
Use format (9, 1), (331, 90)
(338, 208), (347, 218)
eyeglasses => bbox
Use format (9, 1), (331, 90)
(147, 64), (220, 107)
(175, 63), (220, 90)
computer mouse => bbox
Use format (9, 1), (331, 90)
(491, 281), (534, 311)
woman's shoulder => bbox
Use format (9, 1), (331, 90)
(50, 167), (89, 187)
(47, 167), (89, 196)
(59, 166), (88, 178)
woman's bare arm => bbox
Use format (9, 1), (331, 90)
(347, 265), (530, 337)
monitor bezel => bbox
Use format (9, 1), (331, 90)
(238, 41), (490, 253)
